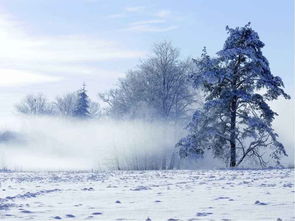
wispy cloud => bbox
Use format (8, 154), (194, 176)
(11, 35), (144, 62)
(155, 10), (171, 18)
(107, 13), (126, 19)
(130, 19), (166, 26)
(125, 6), (145, 12)
(0, 13), (145, 86)
(0, 69), (62, 87)
(0, 29), (144, 63)
(126, 19), (178, 33)
(111, 7), (178, 33)
(126, 24), (178, 32)
(107, 6), (146, 19)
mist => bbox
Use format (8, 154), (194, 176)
(271, 97), (295, 167)
(0, 97), (293, 171)
(0, 116), (188, 170)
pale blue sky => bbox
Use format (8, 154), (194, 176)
(0, 0), (293, 117)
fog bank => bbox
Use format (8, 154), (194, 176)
(0, 96), (293, 171)
(0, 117), (188, 170)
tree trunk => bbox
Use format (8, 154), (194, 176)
(230, 55), (241, 167)
(230, 96), (237, 167)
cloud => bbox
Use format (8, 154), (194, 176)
(125, 16), (178, 33)
(155, 10), (172, 18)
(0, 31), (144, 63)
(115, 7), (178, 33)
(130, 19), (166, 26)
(125, 6), (145, 12)
(108, 6), (146, 18)
(0, 12), (145, 87)
(126, 24), (178, 32)
(0, 69), (62, 86)
(107, 13), (126, 19)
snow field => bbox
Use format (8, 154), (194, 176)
(0, 169), (294, 220)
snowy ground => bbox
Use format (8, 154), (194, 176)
(0, 169), (294, 221)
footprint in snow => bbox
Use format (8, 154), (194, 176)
(0, 203), (16, 210)
(255, 200), (268, 205)
(214, 196), (230, 200)
(81, 187), (94, 191)
(131, 186), (151, 191)
(66, 214), (75, 218)
(196, 212), (213, 216)
(283, 183), (293, 188)
(21, 210), (33, 213)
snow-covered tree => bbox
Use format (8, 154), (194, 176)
(73, 83), (90, 118)
(177, 23), (290, 167)
(100, 41), (196, 121)
(16, 94), (53, 115)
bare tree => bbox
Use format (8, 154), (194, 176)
(54, 93), (78, 117)
(89, 101), (101, 118)
(100, 41), (196, 121)
(16, 94), (53, 115)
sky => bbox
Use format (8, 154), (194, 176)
(0, 0), (294, 117)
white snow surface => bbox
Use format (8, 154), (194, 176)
(0, 169), (294, 220)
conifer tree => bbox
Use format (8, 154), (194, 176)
(177, 23), (290, 167)
(73, 83), (90, 118)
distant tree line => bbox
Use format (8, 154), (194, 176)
(17, 41), (197, 122)
(15, 24), (290, 168)
(16, 83), (100, 119)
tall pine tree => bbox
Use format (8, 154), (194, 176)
(73, 83), (90, 118)
(177, 23), (290, 167)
